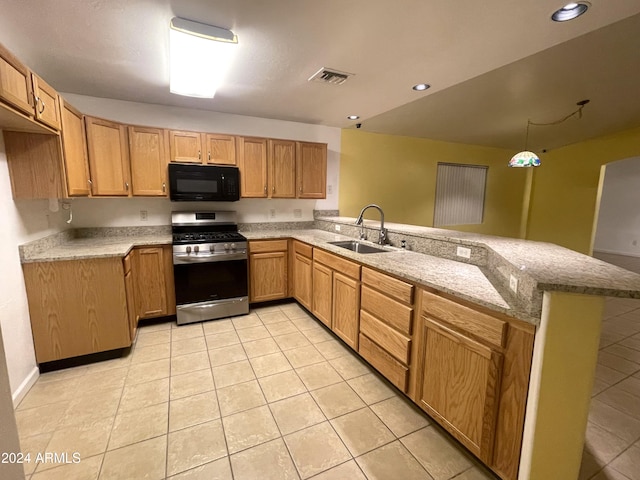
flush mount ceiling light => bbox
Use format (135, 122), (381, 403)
(551, 2), (590, 22)
(509, 100), (590, 168)
(347, 115), (360, 120)
(412, 83), (430, 91)
(170, 17), (238, 98)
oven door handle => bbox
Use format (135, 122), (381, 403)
(173, 252), (248, 264)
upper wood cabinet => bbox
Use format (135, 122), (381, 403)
(169, 130), (202, 163)
(204, 133), (236, 165)
(269, 139), (296, 198)
(60, 99), (90, 196)
(296, 141), (327, 199)
(128, 126), (169, 196)
(0, 43), (33, 116)
(31, 73), (61, 130)
(249, 240), (288, 302)
(85, 116), (131, 196)
(238, 136), (269, 198)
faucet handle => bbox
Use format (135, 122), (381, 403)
(378, 228), (388, 245)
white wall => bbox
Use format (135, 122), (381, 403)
(594, 156), (640, 256)
(62, 94), (340, 228)
(0, 132), (70, 401)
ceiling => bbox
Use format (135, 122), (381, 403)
(1, 0), (639, 151)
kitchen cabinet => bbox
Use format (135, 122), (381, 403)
(238, 136), (269, 198)
(204, 133), (236, 165)
(296, 141), (327, 199)
(359, 267), (414, 391)
(60, 99), (91, 196)
(22, 258), (131, 363)
(133, 247), (170, 318)
(0, 42), (33, 116)
(312, 248), (361, 348)
(128, 126), (169, 196)
(85, 116), (131, 196)
(169, 129), (202, 163)
(249, 240), (288, 302)
(31, 73), (61, 130)
(292, 240), (313, 310)
(123, 252), (137, 341)
(269, 139), (296, 198)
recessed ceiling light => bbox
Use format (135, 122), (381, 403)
(551, 2), (589, 22)
(412, 83), (430, 91)
(347, 115), (360, 120)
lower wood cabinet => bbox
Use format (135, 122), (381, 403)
(292, 241), (313, 310)
(22, 257), (131, 363)
(131, 245), (176, 321)
(123, 252), (137, 341)
(332, 272), (360, 349)
(249, 240), (288, 302)
(312, 261), (333, 327)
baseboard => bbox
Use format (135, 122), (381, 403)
(12, 367), (39, 407)
(593, 248), (640, 259)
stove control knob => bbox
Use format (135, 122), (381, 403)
(209, 245), (215, 253)
(230, 243), (236, 250)
(186, 246), (191, 254)
(194, 245), (199, 254)
(224, 243), (230, 250)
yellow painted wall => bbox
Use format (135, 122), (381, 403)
(526, 126), (640, 254)
(339, 130), (528, 237)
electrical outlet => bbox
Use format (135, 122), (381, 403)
(140, 210), (148, 221)
(293, 209), (302, 218)
(270, 209), (276, 219)
(335, 224), (341, 232)
(328, 185), (333, 194)
(510, 274), (518, 293)
(456, 246), (471, 259)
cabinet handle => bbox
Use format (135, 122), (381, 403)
(125, 182), (129, 191)
(34, 95), (45, 114)
(299, 187), (302, 193)
(162, 182), (166, 193)
(198, 150), (201, 160)
(264, 186), (267, 194)
(272, 186), (275, 193)
(88, 179), (92, 186)
(208, 151), (211, 161)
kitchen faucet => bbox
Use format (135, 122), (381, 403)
(355, 204), (387, 245)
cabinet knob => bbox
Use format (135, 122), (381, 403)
(162, 182), (166, 193)
(125, 182), (129, 191)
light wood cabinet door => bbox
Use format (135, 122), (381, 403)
(124, 255), (138, 342)
(250, 251), (288, 302)
(269, 139), (296, 198)
(60, 99), (90, 196)
(22, 258), (131, 363)
(0, 43), (33, 116)
(312, 262), (333, 328)
(163, 245), (176, 315)
(85, 116), (131, 196)
(332, 272), (360, 350)
(293, 252), (313, 310)
(128, 126), (169, 196)
(31, 73), (61, 130)
(169, 130), (203, 163)
(204, 133), (236, 165)
(417, 316), (503, 462)
(133, 247), (168, 319)
(238, 136), (268, 198)
(296, 141), (327, 199)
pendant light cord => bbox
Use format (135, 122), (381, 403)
(529, 100), (589, 127)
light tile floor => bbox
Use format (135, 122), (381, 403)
(15, 302), (497, 480)
(580, 297), (640, 480)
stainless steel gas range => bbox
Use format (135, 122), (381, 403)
(171, 211), (249, 325)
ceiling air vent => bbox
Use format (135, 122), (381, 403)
(308, 67), (353, 85)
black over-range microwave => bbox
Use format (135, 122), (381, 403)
(168, 163), (240, 201)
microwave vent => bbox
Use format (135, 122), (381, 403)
(308, 67), (353, 85)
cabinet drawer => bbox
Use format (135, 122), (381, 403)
(293, 240), (313, 259)
(249, 239), (288, 253)
(362, 267), (413, 304)
(360, 310), (410, 364)
(313, 248), (360, 280)
(361, 285), (413, 335)
(421, 290), (506, 348)
(359, 334), (408, 392)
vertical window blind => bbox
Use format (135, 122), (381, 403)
(433, 163), (488, 227)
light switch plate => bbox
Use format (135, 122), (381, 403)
(510, 274), (518, 293)
(140, 210), (148, 221)
(456, 246), (471, 259)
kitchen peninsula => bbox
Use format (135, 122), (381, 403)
(18, 214), (640, 480)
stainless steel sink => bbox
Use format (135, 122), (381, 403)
(328, 240), (389, 254)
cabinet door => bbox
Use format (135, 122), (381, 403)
(293, 252), (312, 310)
(238, 136), (268, 198)
(312, 262), (333, 328)
(204, 133), (236, 165)
(163, 245), (176, 315)
(332, 272), (360, 350)
(128, 126), (169, 196)
(133, 247), (168, 318)
(85, 116), (131, 196)
(417, 317), (503, 462)
(169, 130), (203, 163)
(250, 251), (287, 302)
(296, 142), (326, 199)
(0, 43), (33, 115)
(269, 139), (296, 198)
(31, 73), (61, 130)
(124, 268), (137, 341)
(60, 99), (90, 196)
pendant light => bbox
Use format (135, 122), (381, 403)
(508, 99), (590, 168)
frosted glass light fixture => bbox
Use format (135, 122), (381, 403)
(170, 17), (238, 98)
